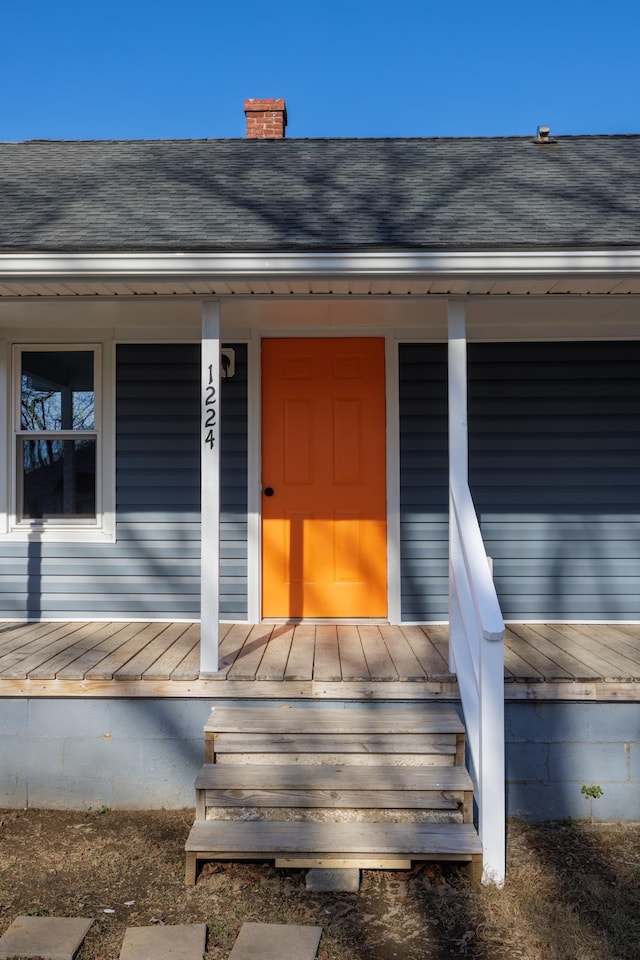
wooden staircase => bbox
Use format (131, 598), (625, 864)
(184, 704), (482, 885)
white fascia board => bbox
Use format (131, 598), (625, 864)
(2, 249), (640, 280)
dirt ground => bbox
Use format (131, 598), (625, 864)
(0, 810), (639, 960)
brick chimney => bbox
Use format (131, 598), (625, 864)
(244, 99), (287, 139)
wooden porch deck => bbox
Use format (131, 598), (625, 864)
(0, 619), (638, 700)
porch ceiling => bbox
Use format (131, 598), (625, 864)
(3, 276), (640, 298)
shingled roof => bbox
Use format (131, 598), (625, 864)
(1, 135), (639, 253)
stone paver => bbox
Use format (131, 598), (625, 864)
(306, 867), (361, 892)
(0, 916), (93, 960)
(228, 922), (322, 960)
(118, 923), (207, 960)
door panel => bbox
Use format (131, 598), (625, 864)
(262, 338), (387, 618)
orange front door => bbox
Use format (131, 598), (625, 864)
(262, 338), (387, 618)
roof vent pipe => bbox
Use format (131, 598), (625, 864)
(244, 99), (287, 139)
(533, 125), (557, 144)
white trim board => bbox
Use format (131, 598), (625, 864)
(3, 248), (640, 278)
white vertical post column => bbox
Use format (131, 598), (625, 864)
(200, 302), (221, 674)
(0, 340), (8, 535)
(385, 333), (402, 625)
(448, 300), (468, 672)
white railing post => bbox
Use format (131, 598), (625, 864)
(447, 299), (506, 886)
(200, 301), (220, 675)
(479, 618), (506, 884)
(448, 301), (468, 673)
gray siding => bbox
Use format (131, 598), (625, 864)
(399, 341), (640, 622)
(469, 341), (640, 620)
(0, 343), (248, 620)
(218, 345), (249, 618)
(399, 344), (449, 620)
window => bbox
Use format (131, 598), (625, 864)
(12, 345), (108, 533)
(19, 349), (96, 521)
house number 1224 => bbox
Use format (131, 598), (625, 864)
(204, 364), (217, 449)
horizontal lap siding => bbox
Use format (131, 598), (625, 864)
(0, 343), (248, 620)
(107, 344), (199, 616)
(399, 344), (449, 620)
(116, 343), (248, 620)
(399, 340), (640, 622)
(469, 342), (640, 620)
(219, 347), (249, 617)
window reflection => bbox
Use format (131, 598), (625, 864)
(21, 351), (94, 431)
(21, 439), (96, 519)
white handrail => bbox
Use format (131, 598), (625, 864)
(449, 480), (505, 885)
(451, 483), (504, 641)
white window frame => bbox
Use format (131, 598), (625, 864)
(2, 342), (115, 542)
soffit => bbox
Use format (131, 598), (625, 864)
(2, 276), (640, 298)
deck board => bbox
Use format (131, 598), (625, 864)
(283, 624), (316, 681)
(506, 623), (596, 680)
(545, 623), (640, 680)
(359, 625), (398, 681)
(0, 621), (51, 655)
(143, 622), (202, 680)
(313, 625), (342, 682)
(504, 626), (570, 681)
(28, 622), (123, 680)
(402, 626), (452, 679)
(0, 622), (80, 671)
(171, 626), (209, 681)
(0, 620), (638, 700)
(502, 629), (546, 681)
(56, 622), (150, 680)
(379, 626), (427, 681)
(84, 622), (163, 680)
(226, 624), (271, 680)
(255, 624), (294, 681)
(338, 625), (372, 681)
(210, 624), (253, 679)
(579, 623), (640, 662)
(0, 623), (93, 678)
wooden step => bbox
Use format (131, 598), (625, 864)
(204, 705), (465, 735)
(188, 703), (479, 884)
(185, 820), (482, 885)
(209, 735), (460, 766)
(204, 705), (466, 766)
(194, 763), (473, 819)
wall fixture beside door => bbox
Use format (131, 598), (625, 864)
(221, 348), (235, 378)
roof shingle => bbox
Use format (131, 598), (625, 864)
(1, 135), (639, 252)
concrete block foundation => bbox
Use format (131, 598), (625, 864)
(0, 698), (638, 822)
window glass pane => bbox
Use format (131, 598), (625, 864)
(21, 351), (94, 431)
(21, 438), (96, 519)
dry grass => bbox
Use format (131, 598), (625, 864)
(0, 810), (639, 959)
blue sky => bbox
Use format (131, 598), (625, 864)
(3, 0), (639, 140)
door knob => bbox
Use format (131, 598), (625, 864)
(264, 487), (274, 497)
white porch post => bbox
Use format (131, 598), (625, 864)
(448, 301), (467, 674)
(0, 339), (7, 536)
(200, 301), (221, 674)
